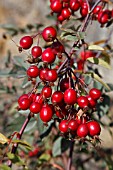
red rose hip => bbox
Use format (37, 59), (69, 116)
(40, 104), (53, 122)
(27, 65), (39, 78)
(19, 36), (33, 50)
(64, 88), (77, 105)
(87, 121), (101, 136)
(89, 88), (101, 100)
(42, 26), (57, 42)
(31, 46), (42, 58)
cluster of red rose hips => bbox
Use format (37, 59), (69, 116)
(49, 0), (113, 25)
(17, 25), (102, 141)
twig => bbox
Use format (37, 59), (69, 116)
(7, 112), (32, 167)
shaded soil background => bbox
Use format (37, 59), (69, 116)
(0, 0), (113, 169)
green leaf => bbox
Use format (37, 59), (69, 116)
(85, 72), (110, 91)
(52, 137), (71, 157)
(61, 138), (71, 153)
(62, 35), (78, 41)
(0, 24), (18, 31)
(87, 57), (111, 69)
(0, 133), (9, 144)
(101, 52), (110, 64)
(39, 153), (51, 162)
(78, 32), (86, 40)
(93, 73), (110, 91)
(0, 165), (11, 170)
(73, 46), (80, 51)
(105, 83), (113, 92)
(22, 78), (31, 89)
(84, 75), (92, 85)
(24, 119), (37, 133)
(52, 137), (62, 157)
(12, 140), (32, 150)
(0, 70), (26, 78)
(96, 94), (110, 118)
(7, 153), (25, 165)
(93, 81), (103, 90)
(7, 116), (25, 132)
(13, 56), (29, 69)
(88, 45), (104, 51)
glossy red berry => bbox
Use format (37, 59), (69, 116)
(31, 46), (42, 58)
(42, 86), (52, 98)
(61, 8), (71, 19)
(50, 0), (63, 13)
(68, 119), (79, 131)
(98, 11), (109, 24)
(42, 26), (57, 42)
(78, 0), (83, 5)
(40, 104), (53, 122)
(30, 102), (42, 113)
(51, 91), (64, 104)
(33, 93), (44, 105)
(80, 3), (88, 18)
(60, 78), (69, 92)
(42, 48), (56, 64)
(59, 120), (68, 133)
(27, 65), (39, 78)
(70, 0), (80, 11)
(46, 69), (58, 82)
(64, 88), (77, 105)
(18, 94), (29, 103)
(89, 88), (101, 100)
(93, 5), (102, 15)
(87, 121), (101, 136)
(19, 36), (33, 49)
(77, 96), (89, 108)
(39, 68), (49, 81)
(18, 98), (30, 110)
(87, 95), (96, 108)
(57, 14), (65, 22)
(77, 123), (89, 137)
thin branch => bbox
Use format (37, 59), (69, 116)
(7, 112), (32, 167)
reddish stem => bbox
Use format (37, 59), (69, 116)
(7, 112), (32, 167)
